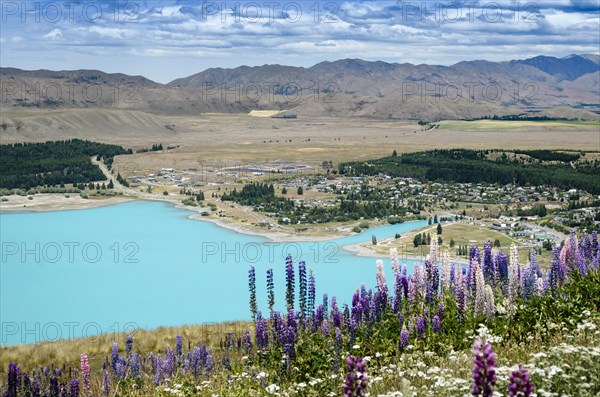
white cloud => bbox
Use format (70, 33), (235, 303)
(44, 29), (63, 39)
(88, 26), (129, 39)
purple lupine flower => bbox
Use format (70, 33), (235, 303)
(482, 241), (494, 286)
(343, 356), (368, 397)
(125, 335), (133, 355)
(508, 364), (534, 397)
(432, 315), (441, 333)
(401, 272), (409, 299)
(154, 356), (164, 385)
(102, 368), (111, 396)
(205, 355), (213, 375)
(115, 358), (126, 380)
(455, 270), (466, 319)
(582, 234), (592, 260)
(450, 262), (456, 290)
(437, 301), (445, 320)
(333, 327), (343, 373)
(6, 362), (21, 397)
(189, 346), (208, 377)
(221, 355), (231, 371)
(283, 325), (296, 361)
(299, 260), (307, 316)
(165, 347), (176, 376)
(471, 338), (497, 397)
(287, 307), (298, 332)
(575, 249), (587, 277)
(111, 343), (119, 372)
(416, 316), (425, 338)
(323, 293), (329, 317)
(361, 295), (370, 322)
(370, 293), (379, 321)
(393, 270), (403, 314)
(266, 268), (275, 314)
(497, 252), (509, 295)
(468, 258), (479, 294)
(32, 377), (41, 397)
(242, 329), (253, 355)
(314, 304), (325, 327)
(349, 318), (357, 346)
(249, 265), (257, 320)
(271, 311), (283, 346)
(49, 376), (60, 397)
(425, 281), (435, 305)
(62, 381), (70, 397)
(308, 268), (316, 316)
(529, 250), (542, 278)
(566, 232), (578, 273)
(400, 328), (409, 348)
(285, 255), (295, 311)
(130, 353), (140, 378)
(343, 304), (350, 328)
(548, 247), (564, 297)
(332, 297), (342, 327)
(70, 379), (79, 397)
(335, 326), (343, 347)
(352, 289), (360, 310)
(321, 320), (331, 336)
(470, 245), (481, 263)
(176, 334), (183, 361)
(521, 266), (535, 300)
(255, 313), (269, 350)
(22, 373), (32, 397)
(80, 354), (91, 396)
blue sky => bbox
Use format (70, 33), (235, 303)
(1, 0), (599, 83)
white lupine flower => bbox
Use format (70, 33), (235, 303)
(484, 284), (495, 321)
(474, 265), (485, 317)
(390, 247), (400, 274)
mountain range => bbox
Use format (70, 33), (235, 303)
(1, 54), (599, 121)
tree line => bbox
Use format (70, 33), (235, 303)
(339, 149), (600, 195)
(0, 140), (132, 189)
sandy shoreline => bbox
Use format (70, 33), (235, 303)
(0, 194), (136, 213)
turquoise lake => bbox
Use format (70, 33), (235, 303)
(0, 201), (427, 346)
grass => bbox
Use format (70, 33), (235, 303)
(438, 119), (600, 131)
(0, 322), (253, 378)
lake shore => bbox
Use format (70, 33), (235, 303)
(0, 193), (355, 243)
(0, 193), (135, 212)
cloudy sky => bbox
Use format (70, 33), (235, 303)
(1, 0), (599, 83)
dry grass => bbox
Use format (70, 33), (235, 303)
(0, 322), (253, 376)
